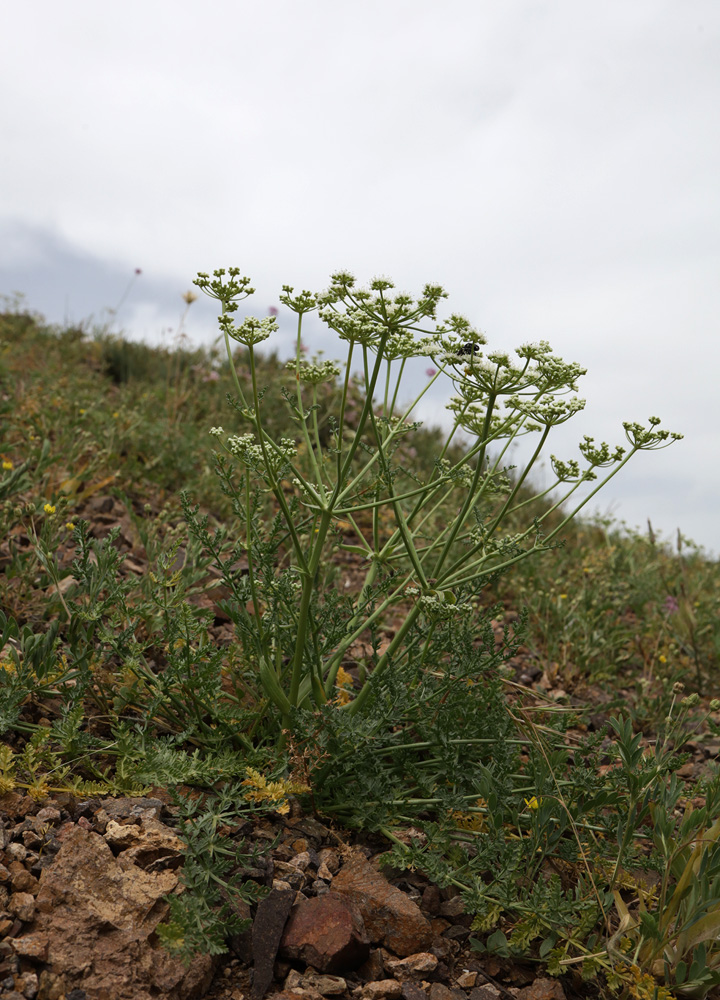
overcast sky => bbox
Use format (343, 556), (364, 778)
(2, 1), (718, 555)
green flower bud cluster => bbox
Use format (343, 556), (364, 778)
(319, 273), (447, 320)
(550, 455), (597, 483)
(317, 272), (449, 352)
(445, 397), (528, 440)
(280, 286), (317, 314)
(194, 268), (254, 310)
(578, 437), (626, 467)
(468, 525), (526, 558)
(218, 314), (277, 347)
(418, 593), (473, 622)
(623, 417), (684, 450)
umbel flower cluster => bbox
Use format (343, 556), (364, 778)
(192, 268), (681, 722)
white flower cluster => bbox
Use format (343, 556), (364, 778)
(446, 397), (525, 440)
(287, 359), (341, 384)
(227, 433), (264, 465)
(318, 307), (385, 347)
(507, 395), (585, 427)
(452, 466), (476, 489)
(468, 528), (527, 558)
(209, 426), (224, 437)
(383, 329), (434, 361)
(277, 438), (297, 459)
(418, 594), (473, 622)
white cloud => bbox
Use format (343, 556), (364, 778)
(1, 0), (718, 553)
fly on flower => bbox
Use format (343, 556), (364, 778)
(457, 343), (481, 356)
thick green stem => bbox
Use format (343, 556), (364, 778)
(347, 602), (424, 716)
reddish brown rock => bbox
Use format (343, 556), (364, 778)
(356, 948), (386, 983)
(401, 985), (429, 1000)
(384, 953), (438, 980)
(10, 867), (40, 894)
(428, 985), (460, 1000)
(16, 824), (214, 1000)
(8, 891), (36, 922)
(361, 981), (403, 999)
(438, 895), (465, 919)
(332, 853), (432, 957)
(269, 993), (316, 1000)
(299, 971), (348, 995)
(516, 979), (566, 1000)
(421, 886), (443, 915)
(280, 893), (370, 973)
(104, 814), (184, 871)
(9, 931), (49, 960)
(467, 989), (501, 1000)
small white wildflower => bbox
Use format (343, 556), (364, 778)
(227, 433), (264, 466)
(209, 426), (224, 437)
(288, 359), (341, 384)
(508, 395), (586, 426)
(277, 438), (297, 459)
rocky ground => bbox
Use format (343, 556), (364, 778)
(2, 495), (717, 1000)
(0, 789), (583, 1000)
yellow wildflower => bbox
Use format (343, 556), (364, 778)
(241, 767), (309, 815)
(2, 460), (12, 471)
(450, 798), (487, 832)
(336, 666), (354, 689)
(524, 796), (541, 810)
(628, 965), (674, 1000)
(333, 666), (354, 705)
(65, 522), (75, 531)
(43, 503), (56, 514)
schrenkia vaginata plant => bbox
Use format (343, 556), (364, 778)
(191, 267), (682, 732)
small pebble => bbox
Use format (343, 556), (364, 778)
(362, 981), (403, 999)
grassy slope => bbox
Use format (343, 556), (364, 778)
(2, 306), (720, 995)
